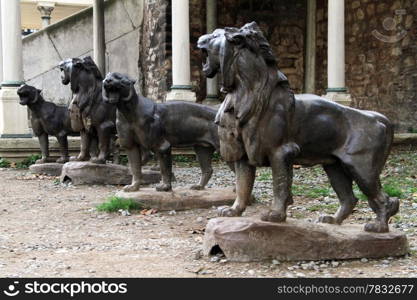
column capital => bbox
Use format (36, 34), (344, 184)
(37, 2), (55, 19)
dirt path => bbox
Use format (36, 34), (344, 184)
(0, 153), (416, 277)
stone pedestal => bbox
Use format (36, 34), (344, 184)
(116, 187), (235, 211)
(203, 217), (408, 262)
(166, 88), (196, 102)
(323, 91), (352, 107)
(0, 87), (31, 137)
(0, 0), (30, 137)
(60, 162), (161, 186)
(30, 163), (63, 176)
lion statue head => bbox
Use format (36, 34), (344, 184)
(59, 56), (103, 93)
(198, 22), (286, 127)
(102, 72), (136, 104)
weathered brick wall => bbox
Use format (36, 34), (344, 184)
(138, 0), (169, 101)
(214, 0), (307, 95)
(139, 0), (416, 132)
(345, 0), (417, 132)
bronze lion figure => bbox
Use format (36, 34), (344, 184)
(102, 72), (233, 192)
(17, 84), (75, 164)
(198, 22), (398, 233)
(59, 56), (118, 164)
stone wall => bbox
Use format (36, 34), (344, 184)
(23, 0), (143, 105)
(138, 0), (169, 101)
(345, 0), (417, 132)
(190, 0), (307, 100)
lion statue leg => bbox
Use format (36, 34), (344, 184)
(155, 149), (173, 192)
(123, 145), (142, 192)
(36, 132), (50, 164)
(261, 145), (297, 223)
(218, 159), (255, 217)
(55, 134), (70, 164)
(190, 146), (214, 190)
(318, 162), (358, 224)
(71, 130), (90, 161)
(90, 121), (113, 164)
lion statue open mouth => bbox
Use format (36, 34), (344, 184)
(198, 22), (398, 233)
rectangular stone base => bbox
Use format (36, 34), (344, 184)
(203, 217), (408, 262)
(116, 187), (235, 211)
(60, 162), (161, 186)
(29, 162), (64, 176)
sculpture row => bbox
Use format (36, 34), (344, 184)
(18, 22), (399, 235)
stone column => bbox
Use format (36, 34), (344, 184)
(0, 0), (31, 138)
(323, 0), (351, 106)
(37, 2), (55, 29)
(166, 0), (196, 102)
(304, 0), (316, 94)
(93, 0), (106, 75)
(203, 0), (219, 105)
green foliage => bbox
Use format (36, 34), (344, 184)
(0, 157), (11, 168)
(15, 154), (41, 169)
(119, 155), (128, 166)
(173, 155), (195, 163)
(307, 203), (338, 213)
(257, 171), (272, 181)
(407, 127), (417, 133)
(212, 152), (221, 161)
(383, 184), (403, 198)
(96, 196), (142, 213)
(306, 187), (331, 198)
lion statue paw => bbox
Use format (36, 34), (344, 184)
(217, 206), (242, 217)
(123, 183), (140, 192)
(364, 222), (389, 233)
(190, 184), (204, 190)
(318, 215), (338, 224)
(156, 183), (172, 192)
(260, 210), (286, 223)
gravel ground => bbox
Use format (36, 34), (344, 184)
(0, 149), (416, 278)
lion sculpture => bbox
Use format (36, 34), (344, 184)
(59, 56), (118, 164)
(18, 84), (75, 164)
(102, 72), (233, 192)
(197, 22), (398, 233)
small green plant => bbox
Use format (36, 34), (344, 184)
(96, 196), (142, 212)
(307, 203), (338, 213)
(173, 155), (195, 163)
(119, 155), (128, 166)
(257, 171), (272, 181)
(212, 152), (221, 161)
(306, 187), (331, 198)
(16, 154), (41, 169)
(383, 184), (403, 198)
(0, 157), (11, 168)
(407, 127), (417, 134)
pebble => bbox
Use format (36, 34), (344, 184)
(248, 270), (255, 276)
(210, 256), (220, 263)
(272, 259), (280, 265)
(193, 250), (202, 260)
(331, 261), (340, 267)
(360, 258), (369, 263)
(196, 217), (204, 223)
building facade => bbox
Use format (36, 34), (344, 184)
(0, 0), (416, 141)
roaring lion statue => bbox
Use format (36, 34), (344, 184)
(59, 56), (118, 164)
(102, 72), (234, 192)
(197, 22), (398, 233)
